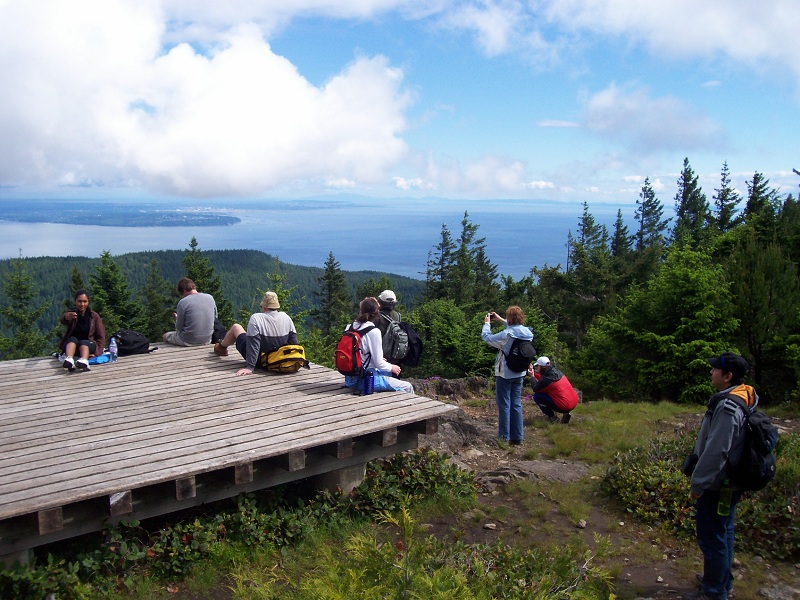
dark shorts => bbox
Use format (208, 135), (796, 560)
(235, 332), (248, 359)
(66, 336), (97, 355)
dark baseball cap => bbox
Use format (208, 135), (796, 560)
(708, 352), (749, 379)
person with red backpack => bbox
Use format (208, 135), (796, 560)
(339, 297), (413, 393)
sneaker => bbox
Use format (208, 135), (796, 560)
(561, 413), (571, 424)
(76, 358), (90, 371)
(213, 342), (228, 357)
(62, 356), (76, 371)
(509, 439), (523, 446)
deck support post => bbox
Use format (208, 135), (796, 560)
(314, 463), (367, 495)
(1, 548), (32, 569)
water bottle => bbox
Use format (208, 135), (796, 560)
(363, 370), (375, 395)
(109, 336), (118, 363)
(717, 480), (732, 516)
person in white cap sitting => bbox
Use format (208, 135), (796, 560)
(213, 291), (297, 376)
(376, 289), (403, 366)
(528, 356), (579, 424)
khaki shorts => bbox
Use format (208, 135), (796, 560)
(163, 331), (193, 346)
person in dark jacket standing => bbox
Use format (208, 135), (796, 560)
(687, 352), (756, 600)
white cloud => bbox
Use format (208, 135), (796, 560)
(525, 180), (555, 190)
(542, 0), (800, 79)
(582, 83), (725, 153)
(438, 1), (525, 56)
(538, 119), (579, 128)
(0, 0), (412, 197)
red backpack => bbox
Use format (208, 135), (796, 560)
(335, 325), (375, 376)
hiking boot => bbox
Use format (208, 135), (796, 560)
(547, 416), (559, 423)
(509, 439), (523, 446)
(62, 356), (76, 371)
(561, 413), (572, 424)
(76, 358), (90, 371)
(214, 342), (228, 357)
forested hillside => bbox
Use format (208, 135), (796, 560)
(0, 247), (424, 338)
(2, 159), (799, 406)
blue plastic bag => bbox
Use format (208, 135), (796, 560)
(88, 352), (111, 365)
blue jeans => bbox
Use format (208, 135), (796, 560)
(696, 489), (742, 599)
(495, 376), (524, 442)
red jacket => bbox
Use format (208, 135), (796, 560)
(532, 367), (579, 411)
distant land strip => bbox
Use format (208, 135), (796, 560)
(0, 204), (240, 227)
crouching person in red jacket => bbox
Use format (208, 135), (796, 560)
(529, 357), (579, 424)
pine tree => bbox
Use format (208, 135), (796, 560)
(672, 157), (711, 247)
(139, 259), (173, 342)
(63, 265), (86, 311)
(0, 254), (55, 359)
(313, 252), (352, 342)
(182, 237), (234, 325)
(88, 251), (141, 335)
(743, 172), (781, 243)
(424, 224), (455, 301)
(712, 161), (742, 233)
(635, 177), (670, 252)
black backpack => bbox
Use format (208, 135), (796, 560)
(504, 337), (536, 372)
(726, 395), (779, 491)
(113, 329), (156, 356)
(399, 322), (423, 367)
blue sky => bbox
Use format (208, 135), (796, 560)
(0, 0), (798, 207)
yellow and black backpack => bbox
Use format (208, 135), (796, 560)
(259, 344), (310, 373)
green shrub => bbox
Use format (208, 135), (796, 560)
(601, 430), (800, 560)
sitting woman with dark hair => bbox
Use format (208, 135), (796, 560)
(343, 297), (413, 393)
(59, 289), (106, 372)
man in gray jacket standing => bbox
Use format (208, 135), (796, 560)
(687, 352), (756, 600)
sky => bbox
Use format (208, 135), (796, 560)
(0, 0), (798, 207)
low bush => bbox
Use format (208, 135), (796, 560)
(601, 430), (800, 560)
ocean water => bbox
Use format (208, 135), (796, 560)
(0, 198), (634, 280)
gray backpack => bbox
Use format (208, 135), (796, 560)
(380, 313), (409, 361)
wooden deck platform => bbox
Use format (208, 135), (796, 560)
(0, 344), (456, 560)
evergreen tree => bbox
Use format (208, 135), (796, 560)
(727, 233), (799, 398)
(63, 266), (86, 311)
(0, 254), (54, 359)
(712, 161), (742, 233)
(88, 251), (141, 335)
(182, 237), (234, 325)
(562, 203), (613, 347)
(610, 209), (632, 259)
(313, 252), (352, 342)
(355, 275), (394, 306)
(424, 224), (455, 301)
(633, 177), (670, 282)
(635, 177), (670, 251)
(743, 172), (781, 243)
(672, 157), (711, 247)
(139, 259), (174, 342)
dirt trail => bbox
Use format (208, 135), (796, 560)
(417, 394), (800, 600)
